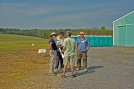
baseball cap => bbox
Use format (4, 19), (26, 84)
(50, 32), (56, 37)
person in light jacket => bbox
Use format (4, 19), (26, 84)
(55, 32), (64, 73)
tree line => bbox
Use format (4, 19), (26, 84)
(0, 26), (113, 39)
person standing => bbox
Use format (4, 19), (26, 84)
(76, 32), (90, 72)
(49, 32), (58, 76)
(55, 32), (64, 72)
(61, 31), (76, 78)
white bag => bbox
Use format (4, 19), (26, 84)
(59, 48), (64, 59)
(38, 49), (46, 53)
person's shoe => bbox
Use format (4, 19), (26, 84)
(55, 68), (58, 73)
(71, 74), (76, 78)
(84, 68), (88, 72)
(76, 68), (80, 71)
(59, 69), (63, 73)
(61, 74), (66, 78)
(54, 72), (57, 74)
(50, 72), (57, 76)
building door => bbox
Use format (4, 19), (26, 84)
(118, 26), (126, 46)
(126, 25), (134, 46)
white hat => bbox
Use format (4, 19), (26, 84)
(50, 32), (56, 37)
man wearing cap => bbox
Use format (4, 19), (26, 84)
(55, 32), (64, 73)
(76, 31), (90, 72)
(49, 32), (58, 76)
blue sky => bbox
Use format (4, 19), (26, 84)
(0, 0), (133, 29)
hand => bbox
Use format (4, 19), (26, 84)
(50, 50), (54, 54)
(75, 49), (78, 52)
(86, 49), (88, 52)
(58, 43), (62, 46)
(60, 52), (63, 54)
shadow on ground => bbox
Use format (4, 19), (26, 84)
(76, 65), (104, 76)
(88, 65), (104, 70)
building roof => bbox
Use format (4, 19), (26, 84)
(113, 11), (134, 22)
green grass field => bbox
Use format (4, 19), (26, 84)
(0, 34), (48, 50)
(0, 34), (51, 89)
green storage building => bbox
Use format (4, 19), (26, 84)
(72, 35), (113, 47)
(113, 11), (134, 46)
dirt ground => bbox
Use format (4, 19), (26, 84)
(1, 47), (134, 89)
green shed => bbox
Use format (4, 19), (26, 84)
(113, 11), (134, 46)
(89, 36), (95, 47)
(99, 36), (104, 47)
(94, 36), (100, 47)
(71, 36), (78, 42)
(104, 36), (109, 46)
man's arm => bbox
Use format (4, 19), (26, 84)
(75, 45), (78, 51)
(61, 39), (66, 53)
(61, 46), (66, 53)
(49, 42), (53, 50)
(75, 39), (78, 51)
(86, 40), (90, 52)
(56, 37), (59, 46)
(57, 38), (63, 48)
(49, 42), (54, 54)
(86, 45), (90, 52)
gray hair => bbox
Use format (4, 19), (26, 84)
(66, 31), (71, 37)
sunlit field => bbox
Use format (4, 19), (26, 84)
(0, 34), (51, 88)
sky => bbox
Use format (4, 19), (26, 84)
(0, 0), (133, 29)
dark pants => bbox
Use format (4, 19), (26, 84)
(55, 48), (64, 69)
(77, 51), (87, 68)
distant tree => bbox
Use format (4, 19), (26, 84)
(107, 29), (113, 36)
(77, 28), (87, 35)
(92, 27), (100, 35)
(86, 29), (91, 35)
(0, 27), (113, 39)
(100, 26), (106, 35)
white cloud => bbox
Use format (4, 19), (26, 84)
(0, 0), (133, 29)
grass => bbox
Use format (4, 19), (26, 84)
(0, 34), (48, 50)
(0, 34), (51, 89)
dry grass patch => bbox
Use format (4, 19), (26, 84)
(0, 34), (59, 89)
(0, 48), (51, 89)
(116, 49), (134, 55)
(124, 50), (134, 53)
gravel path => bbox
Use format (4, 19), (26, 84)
(55, 47), (134, 89)
(11, 47), (134, 89)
